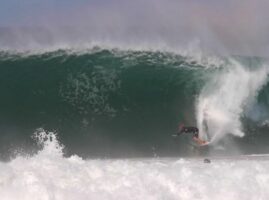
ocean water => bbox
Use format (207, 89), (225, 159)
(0, 48), (269, 199)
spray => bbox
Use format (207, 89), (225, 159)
(197, 58), (269, 144)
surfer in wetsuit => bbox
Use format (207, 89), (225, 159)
(175, 124), (209, 146)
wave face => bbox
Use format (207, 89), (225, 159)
(0, 49), (268, 159)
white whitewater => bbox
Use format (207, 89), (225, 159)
(197, 58), (269, 143)
(0, 131), (269, 200)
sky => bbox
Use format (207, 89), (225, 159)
(0, 0), (90, 26)
(0, 0), (269, 55)
(0, 0), (228, 26)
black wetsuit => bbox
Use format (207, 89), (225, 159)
(177, 126), (199, 137)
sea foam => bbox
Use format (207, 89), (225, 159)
(0, 131), (268, 200)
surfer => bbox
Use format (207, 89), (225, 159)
(192, 133), (209, 146)
(174, 124), (209, 146)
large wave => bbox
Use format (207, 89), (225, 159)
(0, 48), (268, 158)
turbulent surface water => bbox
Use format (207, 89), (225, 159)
(0, 131), (269, 200)
(0, 48), (268, 159)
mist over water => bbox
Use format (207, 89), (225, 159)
(1, 0), (269, 56)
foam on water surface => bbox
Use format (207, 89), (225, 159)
(1, 155), (269, 200)
(0, 132), (268, 200)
